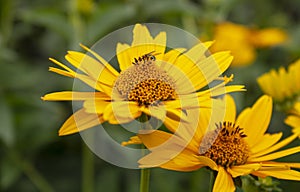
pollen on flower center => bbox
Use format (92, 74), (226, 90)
(199, 121), (250, 168)
(113, 58), (176, 106)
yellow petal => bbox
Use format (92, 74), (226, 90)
(207, 85), (246, 97)
(192, 52), (233, 90)
(172, 153), (203, 167)
(285, 115), (300, 129)
(116, 25), (166, 72)
(65, 51), (117, 86)
(79, 44), (119, 77)
(138, 130), (182, 149)
(116, 43), (132, 71)
(195, 74), (246, 97)
(163, 109), (205, 152)
(253, 169), (300, 181)
(165, 108), (189, 122)
(59, 108), (103, 136)
(249, 133), (298, 159)
(172, 70), (197, 94)
(261, 161), (300, 169)
(197, 156), (218, 171)
(235, 107), (250, 125)
(49, 58), (75, 74)
(139, 149), (202, 171)
(292, 127), (300, 138)
(163, 95), (218, 110)
(74, 73), (112, 93)
(139, 105), (167, 122)
(203, 40), (215, 49)
(49, 67), (75, 78)
(183, 42), (210, 63)
(238, 95), (272, 147)
(132, 24), (166, 54)
(249, 146), (300, 162)
(42, 91), (110, 101)
(223, 95), (236, 123)
(83, 100), (111, 114)
(250, 133), (282, 155)
(138, 150), (175, 168)
(152, 31), (167, 60)
(163, 116), (180, 133)
(103, 101), (142, 124)
(173, 51), (232, 91)
(132, 24), (153, 46)
(194, 108), (212, 141)
(227, 163), (261, 178)
(130, 24), (166, 61)
(161, 48), (186, 69)
(213, 167), (235, 192)
(121, 136), (142, 146)
(257, 68), (286, 101)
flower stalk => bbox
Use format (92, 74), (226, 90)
(139, 113), (151, 192)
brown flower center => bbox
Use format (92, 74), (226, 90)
(113, 56), (176, 106)
(199, 121), (250, 168)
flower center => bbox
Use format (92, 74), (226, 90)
(114, 55), (176, 106)
(199, 121), (250, 168)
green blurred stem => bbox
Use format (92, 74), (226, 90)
(208, 170), (215, 192)
(68, 1), (94, 191)
(8, 150), (54, 192)
(140, 165), (150, 192)
(182, 15), (198, 35)
(82, 143), (94, 192)
(0, 0), (14, 47)
(69, 0), (85, 48)
(139, 114), (151, 192)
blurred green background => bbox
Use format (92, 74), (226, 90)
(1, 0), (300, 191)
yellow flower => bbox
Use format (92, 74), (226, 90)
(285, 102), (300, 138)
(257, 59), (300, 111)
(137, 95), (300, 192)
(42, 24), (244, 136)
(210, 22), (287, 67)
(250, 28), (288, 48)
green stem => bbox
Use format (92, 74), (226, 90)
(68, 0), (84, 48)
(208, 170), (215, 192)
(139, 114), (151, 192)
(68, 1), (94, 191)
(82, 143), (94, 192)
(140, 166), (150, 192)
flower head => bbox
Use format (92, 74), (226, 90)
(210, 22), (287, 67)
(257, 59), (300, 111)
(137, 95), (300, 192)
(42, 24), (244, 136)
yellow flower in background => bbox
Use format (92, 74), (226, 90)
(285, 102), (300, 138)
(250, 28), (288, 48)
(42, 24), (244, 136)
(210, 22), (287, 67)
(137, 95), (300, 192)
(257, 59), (300, 111)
